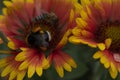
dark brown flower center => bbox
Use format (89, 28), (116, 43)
(95, 21), (120, 53)
(26, 12), (59, 51)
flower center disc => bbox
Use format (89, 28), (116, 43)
(26, 12), (58, 51)
(95, 21), (120, 53)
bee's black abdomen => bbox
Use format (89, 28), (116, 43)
(27, 31), (49, 49)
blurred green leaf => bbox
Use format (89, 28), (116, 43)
(55, 43), (97, 80)
(62, 43), (98, 80)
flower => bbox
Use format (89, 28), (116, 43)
(0, 0), (77, 79)
(69, 0), (120, 79)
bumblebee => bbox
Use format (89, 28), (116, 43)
(26, 12), (58, 51)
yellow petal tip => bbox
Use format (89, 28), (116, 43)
(3, 1), (12, 7)
(8, 41), (16, 50)
(97, 43), (106, 51)
(93, 51), (103, 59)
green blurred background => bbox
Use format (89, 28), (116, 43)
(0, 0), (120, 80)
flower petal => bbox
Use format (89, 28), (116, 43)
(109, 62), (118, 79)
(56, 30), (71, 49)
(69, 9), (74, 22)
(36, 66), (43, 76)
(76, 18), (87, 28)
(66, 58), (77, 68)
(80, 10), (89, 20)
(104, 62), (110, 69)
(9, 70), (17, 80)
(2, 8), (7, 15)
(3, 1), (12, 7)
(41, 55), (50, 69)
(60, 52), (77, 68)
(69, 36), (81, 44)
(1, 65), (13, 77)
(55, 66), (64, 78)
(63, 63), (72, 72)
(97, 43), (106, 51)
(19, 60), (29, 70)
(100, 56), (108, 64)
(17, 71), (26, 80)
(81, 0), (90, 6)
(72, 27), (82, 35)
(42, 59), (50, 69)
(81, 30), (94, 38)
(28, 65), (36, 78)
(93, 51), (103, 59)
(105, 38), (112, 49)
(0, 58), (8, 68)
(15, 51), (27, 61)
(8, 41), (17, 50)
